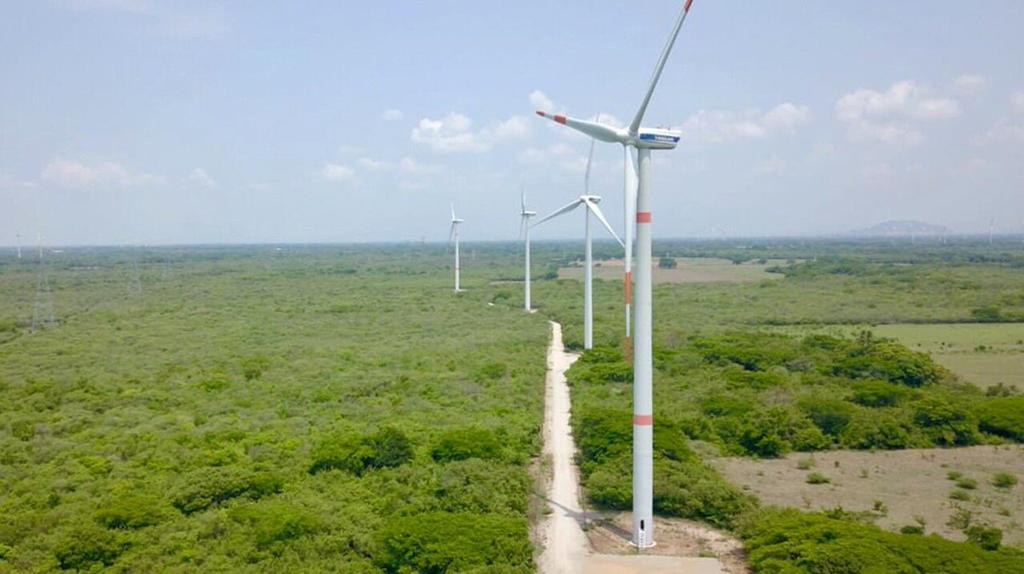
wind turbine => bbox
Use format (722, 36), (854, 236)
(520, 191), (537, 311)
(449, 204), (464, 292)
(16, 232), (21, 260)
(534, 0), (696, 547)
(533, 140), (624, 350)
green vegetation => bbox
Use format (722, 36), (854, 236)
(3, 238), (1023, 571)
(739, 508), (1024, 573)
(806, 472), (830, 485)
(0, 246), (548, 571)
(992, 472), (1019, 489)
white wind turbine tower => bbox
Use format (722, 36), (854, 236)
(16, 232), (22, 260)
(449, 204), (464, 292)
(533, 140), (624, 350)
(534, 0), (697, 547)
(520, 191), (537, 311)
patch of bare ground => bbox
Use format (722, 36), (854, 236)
(584, 511), (750, 574)
(713, 445), (1024, 546)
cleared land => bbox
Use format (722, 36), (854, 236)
(713, 446), (1024, 545)
(558, 258), (785, 284)
(771, 323), (1024, 389)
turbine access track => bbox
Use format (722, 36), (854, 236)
(537, 321), (730, 574)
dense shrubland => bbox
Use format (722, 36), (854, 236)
(0, 248), (547, 572)
(567, 331), (1018, 462)
(2, 239), (1023, 571)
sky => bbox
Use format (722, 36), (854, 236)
(2, 0), (1023, 246)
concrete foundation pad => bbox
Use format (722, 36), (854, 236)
(585, 554), (726, 574)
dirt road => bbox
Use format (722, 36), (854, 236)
(538, 321), (588, 574)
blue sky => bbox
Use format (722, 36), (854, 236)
(2, 0), (1023, 245)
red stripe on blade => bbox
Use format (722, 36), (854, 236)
(535, 111), (545, 117)
(554, 115), (567, 125)
(636, 212), (652, 223)
(685, 0), (694, 13)
(634, 414), (653, 426)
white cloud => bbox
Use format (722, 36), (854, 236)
(381, 109), (404, 121)
(411, 112), (531, 153)
(398, 157), (442, 175)
(1012, 91), (1024, 114)
(357, 157), (394, 171)
(185, 167), (217, 189)
(762, 103), (812, 132)
(489, 115), (531, 140)
(321, 163), (357, 184)
(953, 74), (987, 97)
(0, 170), (36, 190)
(529, 90), (557, 112)
(835, 80), (960, 144)
(41, 159), (165, 190)
(679, 103), (811, 144)
(976, 120), (1024, 145)
(411, 113), (488, 153)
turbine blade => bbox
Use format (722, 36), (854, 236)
(584, 139), (596, 196)
(451, 203), (456, 221)
(535, 111), (625, 143)
(449, 221), (456, 243)
(533, 198), (583, 227)
(521, 189), (526, 214)
(624, 145), (638, 258)
(629, 0), (696, 135)
(519, 215), (527, 240)
(584, 198), (624, 248)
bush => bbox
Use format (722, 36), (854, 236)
(658, 257), (678, 269)
(54, 524), (127, 570)
(956, 477), (978, 490)
(849, 380), (914, 408)
(832, 337), (946, 387)
(798, 396), (854, 437)
(806, 472), (830, 485)
(976, 397), (1024, 440)
(738, 508), (1024, 574)
(966, 525), (1003, 551)
(950, 489), (971, 501)
(230, 501), (322, 551)
(900, 525), (924, 535)
(839, 409), (920, 450)
(95, 494), (168, 529)
(972, 306), (1004, 322)
(738, 407), (828, 457)
(431, 426), (502, 463)
(373, 512), (532, 573)
(310, 427), (414, 475)
(170, 467), (282, 514)
(913, 397), (980, 446)
(992, 473), (1018, 489)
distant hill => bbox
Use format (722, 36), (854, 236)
(851, 220), (952, 237)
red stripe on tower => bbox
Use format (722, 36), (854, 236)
(624, 271), (633, 303)
(554, 115), (567, 125)
(636, 212), (652, 223)
(634, 414), (653, 426)
(685, 0), (694, 13)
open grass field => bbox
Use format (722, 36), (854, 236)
(713, 445), (1024, 545)
(558, 257), (785, 285)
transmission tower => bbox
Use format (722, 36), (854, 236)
(31, 245), (56, 332)
(127, 250), (143, 296)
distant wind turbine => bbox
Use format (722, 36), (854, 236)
(534, 0), (697, 547)
(16, 232), (21, 260)
(449, 204), (464, 292)
(533, 140), (623, 350)
(520, 191), (537, 312)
